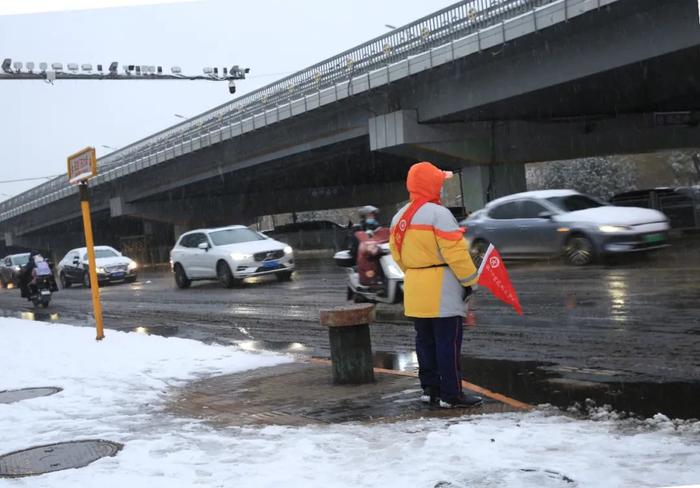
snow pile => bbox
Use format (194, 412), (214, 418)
(2, 318), (700, 488)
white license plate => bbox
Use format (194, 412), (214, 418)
(40, 290), (51, 296)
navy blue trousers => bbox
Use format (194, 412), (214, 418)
(414, 316), (463, 402)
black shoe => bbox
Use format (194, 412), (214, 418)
(439, 393), (483, 409)
(420, 386), (440, 405)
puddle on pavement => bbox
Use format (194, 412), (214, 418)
(373, 351), (700, 420)
(123, 325), (180, 337)
(0, 309), (63, 323)
(231, 339), (309, 354)
(0, 310), (181, 339)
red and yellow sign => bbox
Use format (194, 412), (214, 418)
(67, 147), (97, 184)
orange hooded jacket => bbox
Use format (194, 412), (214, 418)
(390, 162), (478, 318)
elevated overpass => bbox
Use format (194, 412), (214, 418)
(2, 0), (700, 258)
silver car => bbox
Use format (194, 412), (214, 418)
(462, 190), (670, 265)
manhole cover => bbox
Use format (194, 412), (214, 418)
(0, 440), (123, 478)
(0, 387), (62, 404)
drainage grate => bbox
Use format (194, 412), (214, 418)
(0, 440), (123, 478)
(0, 387), (62, 404)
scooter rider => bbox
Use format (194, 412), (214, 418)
(19, 250), (40, 299)
(20, 251), (58, 300)
(348, 205), (381, 265)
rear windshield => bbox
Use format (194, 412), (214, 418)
(209, 228), (266, 246)
(546, 195), (605, 212)
(83, 249), (118, 260)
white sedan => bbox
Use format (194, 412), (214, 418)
(169, 225), (295, 288)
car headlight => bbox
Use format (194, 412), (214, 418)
(599, 225), (631, 233)
(96, 267), (106, 274)
(231, 253), (252, 261)
(283, 246), (293, 255)
(12, 265), (20, 271)
(128, 261), (138, 271)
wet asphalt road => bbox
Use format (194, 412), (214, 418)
(1, 248), (699, 417)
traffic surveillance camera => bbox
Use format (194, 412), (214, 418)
(2, 58), (11, 73)
(171, 66), (182, 74)
(108, 61), (118, 73)
(39, 62), (48, 72)
(13, 61), (23, 71)
(228, 80), (236, 94)
(67, 63), (79, 72)
(26, 62), (35, 72)
(157, 66), (163, 74)
(81, 63), (93, 72)
(97, 64), (103, 72)
(51, 62), (63, 71)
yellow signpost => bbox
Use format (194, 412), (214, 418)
(67, 147), (104, 340)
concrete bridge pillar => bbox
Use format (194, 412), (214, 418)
(369, 110), (526, 211)
(173, 224), (190, 241)
(459, 163), (526, 212)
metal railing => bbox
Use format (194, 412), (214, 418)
(1, 0), (551, 221)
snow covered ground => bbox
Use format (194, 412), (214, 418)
(1, 318), (699, 488)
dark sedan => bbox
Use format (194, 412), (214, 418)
(0, 253), (30, 288)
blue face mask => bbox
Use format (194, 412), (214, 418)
(365, 218), (377, 226)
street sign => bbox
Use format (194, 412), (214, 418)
(67, 147), (97, 184)
(67, 145), (105, 340)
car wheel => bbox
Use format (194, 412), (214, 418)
(564, 235), (595, 266)
(174, 264), (191, 289)
(217, 261), (236, 289)
(82, 271), (90, 288)
(275, 270), (293, 282)
(126, 276), (137, 283)
(470, 239), (489, 269)
(60, 271), (71, 289)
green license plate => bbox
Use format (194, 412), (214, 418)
(643, 233), (664, 243)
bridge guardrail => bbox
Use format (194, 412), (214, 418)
(0, 0), (560, 222)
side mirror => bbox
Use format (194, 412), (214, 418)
(72, 258), (80, 265)
(538, 211), (554, 220)
(198, 242), (210, 251)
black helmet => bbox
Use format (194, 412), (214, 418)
(29, 250), (40, 257)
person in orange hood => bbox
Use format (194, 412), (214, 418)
(390, 162), (482, 408)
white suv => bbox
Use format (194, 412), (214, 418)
(170, 225), (295, 288)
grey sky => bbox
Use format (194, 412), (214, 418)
(0, 0), (456, 201)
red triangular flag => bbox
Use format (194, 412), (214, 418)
(477, 244), (523, 316)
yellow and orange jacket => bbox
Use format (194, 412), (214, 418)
(390, 163), (478, 318)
